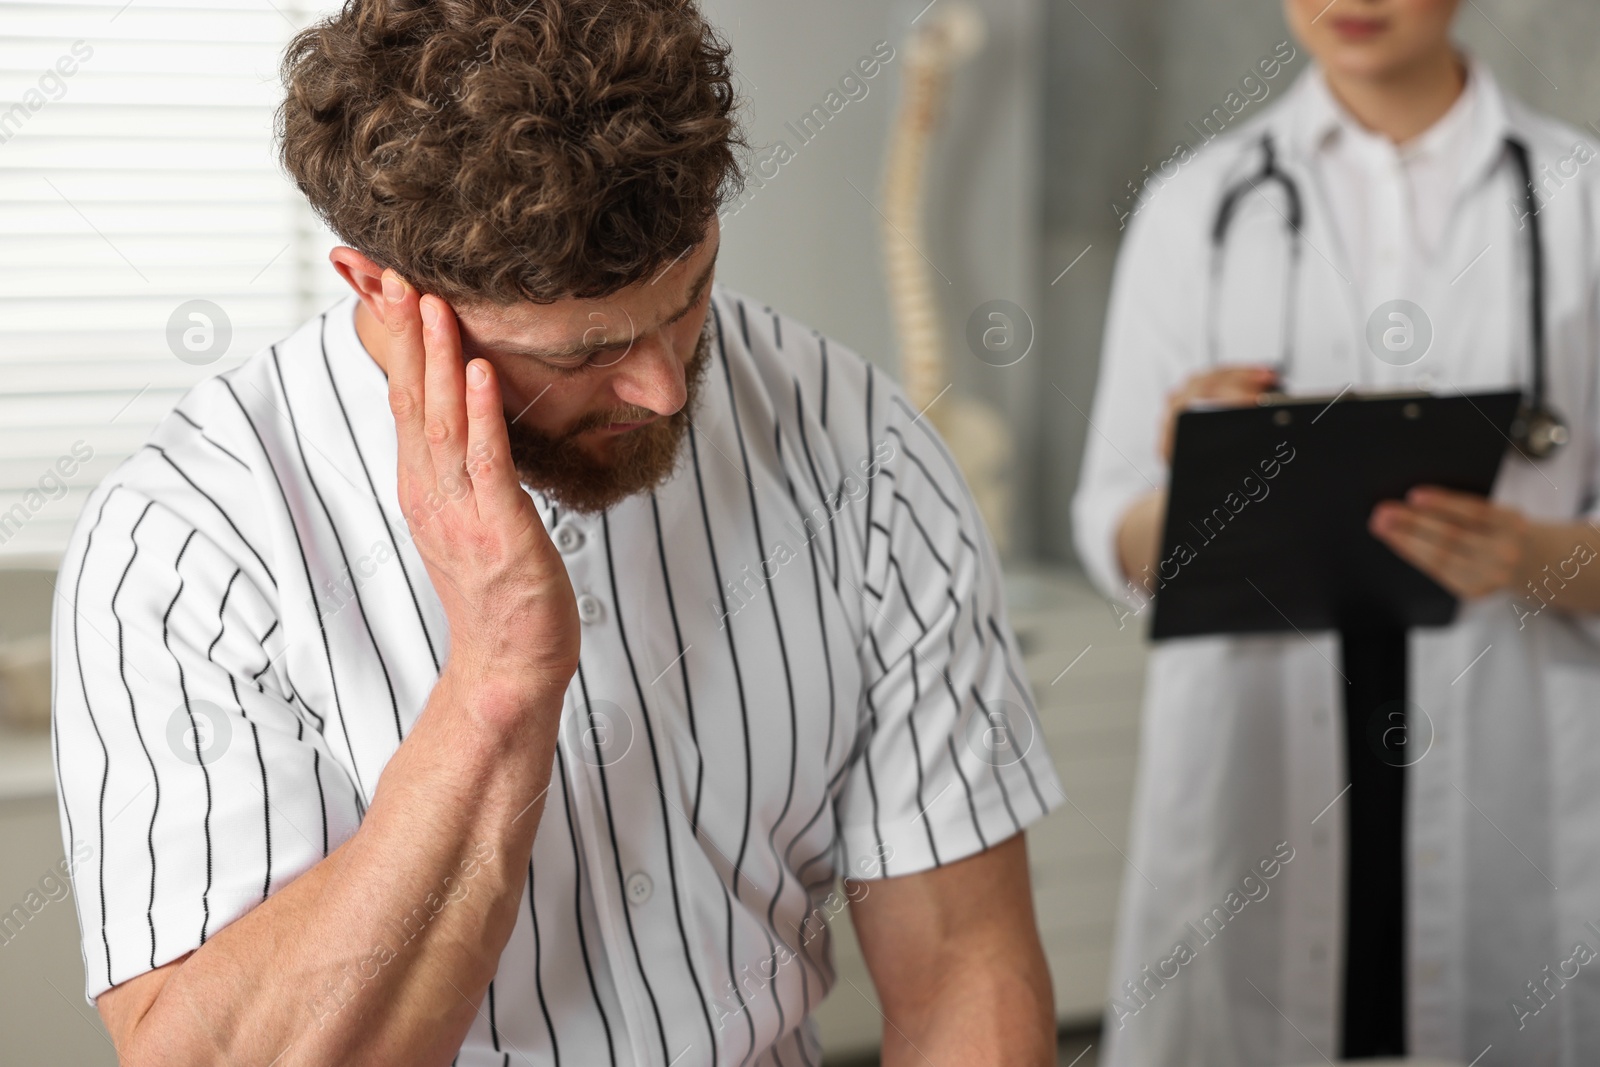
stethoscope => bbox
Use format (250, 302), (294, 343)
(1206, 131), (1570, 460)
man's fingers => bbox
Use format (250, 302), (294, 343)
(420, 294), (470, 489)
(382, 271), (432, 481)
(463, 358), (524, 524)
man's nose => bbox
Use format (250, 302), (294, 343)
(609, 334), (689, 416)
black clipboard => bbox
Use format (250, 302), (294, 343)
(1148, 390), (1522, 640)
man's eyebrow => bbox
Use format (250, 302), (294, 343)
(472, 253), (718, 362)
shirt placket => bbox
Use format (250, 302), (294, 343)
(540, 501), (656, 1066)
(1368, 144), (1416, 392)
(546, 498), (705, 1067)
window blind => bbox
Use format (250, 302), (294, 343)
(0, 0), (344, 563)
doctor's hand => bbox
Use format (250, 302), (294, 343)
(1160, 365), (1279, 461)
(1368, 487), (1532, 600)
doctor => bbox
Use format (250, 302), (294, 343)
(1074, 1), (1600, 1064)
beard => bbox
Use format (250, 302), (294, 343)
(504, 324), (713, 514)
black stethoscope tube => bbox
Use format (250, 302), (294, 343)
(1206, 131), (1567, 459)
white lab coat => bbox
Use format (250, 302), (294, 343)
(1074, 63), (1600, 1067)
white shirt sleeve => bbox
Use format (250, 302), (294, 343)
(53, 478), (360, 1001)
(1071, 176), (1217, 606)
(833, 366), (1062, 880)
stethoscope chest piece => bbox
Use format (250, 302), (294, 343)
(1510, 402), (1570, 460)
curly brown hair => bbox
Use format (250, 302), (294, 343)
(277, 0), (743, 305)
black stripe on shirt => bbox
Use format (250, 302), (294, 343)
(601, 512), (719, 1065)
(575, 663), (671, 1064)
(161, 530), (216, 946)
(556, 738), (619, 1067)
(221, 374), (368, 799)
(171, 407), (251, 470)
(146, 445), (277, 590)
(271, 346), (405, 747)
(112, 500), (161, 968)
(72, 489), (119, 989)
(526, 860), (560, 1066)
(318, 316), (442, 673)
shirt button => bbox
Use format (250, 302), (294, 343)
(1311, 942), (1328, 964)
(1313, 827), (1330, 849)
(625, 872), (653, 905)
(1419, 849), (1440, 868)
(554, 525), (585, 554)
(577, 594), (606, 625)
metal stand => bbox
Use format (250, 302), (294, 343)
(1338, 626), (1409, 1058)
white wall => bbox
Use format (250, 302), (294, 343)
(701, 0), (1047, 556)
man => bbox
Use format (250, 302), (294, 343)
(51, 1), (1061, 1064)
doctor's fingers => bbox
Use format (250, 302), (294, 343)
(1371, 503), (1508, 555)
(1162, 370), (1277, 458)
(1371, 508), (1521, 592)
(1404, 486), (1529, 535)
(1171, 366), (1278, 403)
(1383, 537), (1514, 599)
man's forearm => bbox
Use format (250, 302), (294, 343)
(879, 948), (1055, 1067)
(114, 665), (562, 1067)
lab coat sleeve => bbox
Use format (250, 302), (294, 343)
(1071, 177), (1215, 608)
(1572, 181), (1600, 643)
(1583, 186), (1600, 528)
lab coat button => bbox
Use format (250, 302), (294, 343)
(626, 872), (653, 905)
(1311, 943), (1327, 964)
(577, 595), (606, 625)
(1313, 828), (1330, 848)
(1419, 849), (1440, 868)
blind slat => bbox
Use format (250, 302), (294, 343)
(0, 0), (342, 561)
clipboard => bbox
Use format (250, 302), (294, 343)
(1148, 390), (1522, 640)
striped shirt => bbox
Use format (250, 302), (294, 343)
(52, 285), (1061, 1066)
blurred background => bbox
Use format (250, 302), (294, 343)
(0, 0), (1594, 1062)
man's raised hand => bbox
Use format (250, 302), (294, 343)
(381, 270), (581, 719)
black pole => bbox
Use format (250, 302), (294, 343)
(1338, 626), (1409, 1058)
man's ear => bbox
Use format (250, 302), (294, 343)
(329, 247), (389, 327)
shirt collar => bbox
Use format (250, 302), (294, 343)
(1285, 55), (1511, 188)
